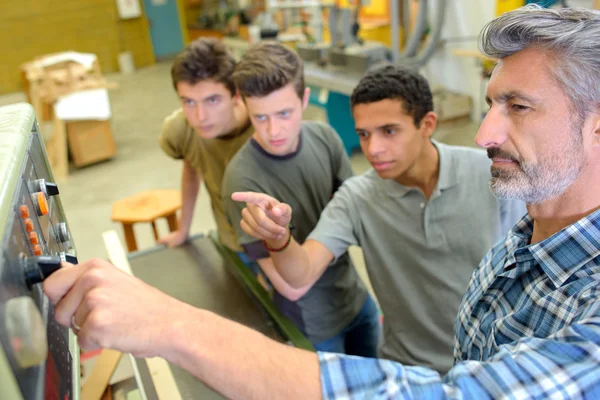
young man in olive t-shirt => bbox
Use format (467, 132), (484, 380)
(158, 38), (259, 276)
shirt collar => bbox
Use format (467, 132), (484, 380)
(433, 140), (460, 191)
(499, 208), (600, 288)
(380, 139), (458, 197)
(250, 131), (303, 161)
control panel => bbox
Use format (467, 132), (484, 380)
(0, 103), (80, 400)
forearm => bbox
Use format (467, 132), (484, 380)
(179, 162), (201, 233)
(320, 320), (600, 399)
(267, 238), (333, 289)
(257, 258), (311, 301)
(268, 237), (315, 288)
(162, 305), (322, 399)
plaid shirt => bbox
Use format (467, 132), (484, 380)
(320, 210), (600, 399)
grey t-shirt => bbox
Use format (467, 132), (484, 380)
(308, 140), (526, 373)
(222, 121), (369, 343)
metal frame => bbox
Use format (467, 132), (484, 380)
(304, 0), (448, 92)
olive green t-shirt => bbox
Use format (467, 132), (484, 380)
(159, 108), (253, 251)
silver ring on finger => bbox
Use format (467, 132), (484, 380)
(71, 315), (81, 333)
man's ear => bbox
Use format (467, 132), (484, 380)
(419, 111), (438, 138)
(588, 107), (600, 149)
(302, 87), (311, 110)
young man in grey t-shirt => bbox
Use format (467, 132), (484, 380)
(234, 65), (526, 373)
(221, 42), (379, 355)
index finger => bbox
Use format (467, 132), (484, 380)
(43, 262), (87, 306)
(231, 191), (279, 208)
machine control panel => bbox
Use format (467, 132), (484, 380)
(0, 103), (80, 400)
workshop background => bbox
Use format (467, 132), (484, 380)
(1, 0), (599, 399)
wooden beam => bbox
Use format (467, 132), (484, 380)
(102, 230), (182, 400)
(81, 349), (122, 400)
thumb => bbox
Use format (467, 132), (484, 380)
(272, 205), (284, 216)
(268, 203), (292, 225)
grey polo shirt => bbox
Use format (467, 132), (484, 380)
(308, 140), (526, 373)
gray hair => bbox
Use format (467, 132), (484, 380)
(479, 4), (600, 119)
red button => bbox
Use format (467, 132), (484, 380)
(24, 219), (34, 232)
(29, 232), (39, 245)
(20, 205), (29, 219)
(33, 244), (42, 256)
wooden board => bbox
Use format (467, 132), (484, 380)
(102, 230), (182, 400)
(81, 349), (122, 400)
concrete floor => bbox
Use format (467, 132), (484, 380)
(0, 61), (481, 295)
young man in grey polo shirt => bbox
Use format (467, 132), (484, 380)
(234, 65), (526, 373)
(221, 42), (380, 356)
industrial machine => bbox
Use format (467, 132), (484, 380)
(296, 0), (447, 73)
(0, 103), (310, 398)
(0, 103), (80, 400)
(296, 0), (393, 71)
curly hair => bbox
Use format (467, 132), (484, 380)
(350, 65), (433, 128)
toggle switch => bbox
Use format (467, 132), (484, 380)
(45, 183), (59, 197)
(24, 256), (62, 288)
(20, 205), (30, 219)
(59, 252), (78, 265)
(32, 245), (42, 257)
(29, 232), (39, 246)
(24, 218), (34, 232)
(36, 179), (59, 198)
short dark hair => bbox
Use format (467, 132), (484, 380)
(171, 38), (236, 95)
(350, 65), (433, 127)
(232, 41), (304, 99)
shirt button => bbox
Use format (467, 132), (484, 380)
(420, 202), (425, 209)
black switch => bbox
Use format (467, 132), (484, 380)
(45, 182), (59, 196)
(61, 253), (78, 265)
(25, 256), (62, 288)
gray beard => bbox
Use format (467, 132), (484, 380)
(489, 157), (583, 204)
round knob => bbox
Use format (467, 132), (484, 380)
(5, 297), (48, 368)
(56, 222), (70, 243)
(32, 192), (48, 216)
(24, 256), (62, 288)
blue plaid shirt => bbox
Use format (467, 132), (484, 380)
(320, 210), (600, 399)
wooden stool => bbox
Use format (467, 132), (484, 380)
(111, 189), (181, 252)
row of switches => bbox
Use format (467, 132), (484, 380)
(20, 180), (66, 256)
